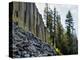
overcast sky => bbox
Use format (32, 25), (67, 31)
(36, 3), (78, 34)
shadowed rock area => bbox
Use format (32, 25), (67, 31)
(11, 22), (56, 58)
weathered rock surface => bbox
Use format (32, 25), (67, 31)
(11, 23), (56, 58)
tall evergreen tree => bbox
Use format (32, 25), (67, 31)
(44, 4), (53, 32)
(44, 4), (54, 46)
(53, 7), (57, 48)
(65, 10), (75, 54)
(56, 14), (63, 49)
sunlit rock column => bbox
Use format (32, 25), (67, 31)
(34, 5), (37, 36)
(13, 2), (19, 24)
(23, 3), (29, 32)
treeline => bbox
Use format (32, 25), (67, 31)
(44, 4), (78, 55)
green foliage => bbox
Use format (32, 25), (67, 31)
(55, 48), (62, 55)
(63, 10), (78, 54)
(44, 5), (78, 55)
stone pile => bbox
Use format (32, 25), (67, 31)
(11, 22), (56, 58)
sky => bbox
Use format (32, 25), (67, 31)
(36, 3), (78, 34)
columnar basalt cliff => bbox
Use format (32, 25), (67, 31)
(9, 2), (55, 58)
(12, 2), (50, 44)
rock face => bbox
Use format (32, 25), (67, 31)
(12, 2), (50, 43)
(11, 23), (56, 58)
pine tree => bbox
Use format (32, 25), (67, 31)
(53, 7), (57, 48)
(56, 14), (63, 49)
(65, 10), (75, 54)
(44, 4), (54, 46)
(44, 4), (53, 32)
